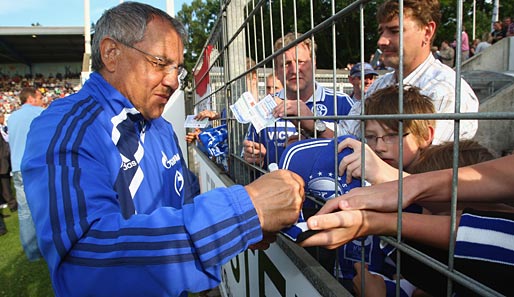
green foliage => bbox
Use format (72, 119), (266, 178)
(176, 0), (514, 70)
(176, 0), (221, 74)
(245, 0), (380, 69)
(0, 212), (54, 297)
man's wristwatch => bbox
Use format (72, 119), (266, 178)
(314, 120), (327, 134)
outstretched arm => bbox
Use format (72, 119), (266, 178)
(314, 154), (514, 215)
(300, 209), (455, 250)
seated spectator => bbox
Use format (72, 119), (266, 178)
(469, 38), (481, 57)
(437, 40), (455, 67)
(474, 32), (492, 54)
(502, 17), (512, 37)
(508, 18), (514, 37)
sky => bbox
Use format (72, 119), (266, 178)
(0, 0), (192, 27)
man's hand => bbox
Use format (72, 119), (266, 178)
(195, 110), (219, 120)
(185, 128), (201, 144)
(245, 169), (305, 233)
(243, 140), (267, 166)
(272, 99), (313, 119)
(272, 99), (334, 138)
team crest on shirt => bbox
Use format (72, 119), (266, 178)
(312, 104), (328, 116)
(174, 171), (184, 196)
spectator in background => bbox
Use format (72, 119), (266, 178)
(452, 25), (470, 62)
(491, 21), (504, 44)
(245, 57), (259, 101)
(469, 38), (481, 58)
(8, 87), (44, 261)
(508, 17), (514, 37)
(265, 73), (283, 95)
(502, 17), (511, 37)
(437, 40), (455, 67)
(0, 112), (16, 214)
(474, 32), (492, 54)
(243, 32), (354, 168)
(347, 62), (378, 102)
(341, 0), (479, 145)
(20, 3), (304, 296)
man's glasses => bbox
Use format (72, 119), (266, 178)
(116, 39), (187, 82)
(364, 132), (410, 146)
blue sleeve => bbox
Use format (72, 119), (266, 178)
(21, 108), (262, 297)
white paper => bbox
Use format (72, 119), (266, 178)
(230, 92), (278, 133)
(184, 115), (209, 128)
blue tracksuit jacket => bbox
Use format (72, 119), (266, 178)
(21, 72), (262, 297)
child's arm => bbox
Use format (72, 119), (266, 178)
(338, 137), (409, 184)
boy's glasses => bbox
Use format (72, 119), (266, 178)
(364, 132), (410, 146)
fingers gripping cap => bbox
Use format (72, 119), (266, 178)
(277, 135), (362, 242)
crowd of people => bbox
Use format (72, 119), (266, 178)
(1, 0), (512, 296)
(191, 0), (510, 296)
(430, 16), (514, 68)
(0, 75), (79, 112)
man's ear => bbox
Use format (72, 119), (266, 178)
(425, 21), (437, 46)
(100, 38), (120, 72)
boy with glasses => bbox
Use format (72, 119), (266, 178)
(280, 84), (435, 296)
(338, 84), (435, 185)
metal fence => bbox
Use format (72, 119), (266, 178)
(186, 0), (511, 296)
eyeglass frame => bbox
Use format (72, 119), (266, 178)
(363, 132), (410, 146)
(114, 39), (188, 82)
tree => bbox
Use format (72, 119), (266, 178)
(177, 0), (509, 71)
(245, 0), (380, 70)
(176, 0), (221, 74)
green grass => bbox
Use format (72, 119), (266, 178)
(0, 210), (54, 297)
(0, 211), (213, 297)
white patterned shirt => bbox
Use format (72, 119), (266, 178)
(339, 54), (479, 145)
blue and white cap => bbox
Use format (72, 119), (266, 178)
(279, 135), (362, 204)
(278, 135), (362, 242)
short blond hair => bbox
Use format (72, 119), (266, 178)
(365, 85), (436, 146)
(274, 32), (317, 59)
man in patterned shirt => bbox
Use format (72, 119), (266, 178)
(340, 0), (479, 145)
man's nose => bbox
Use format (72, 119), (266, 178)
(377, 34), (389, 47)
(161, 72), (180, 90)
